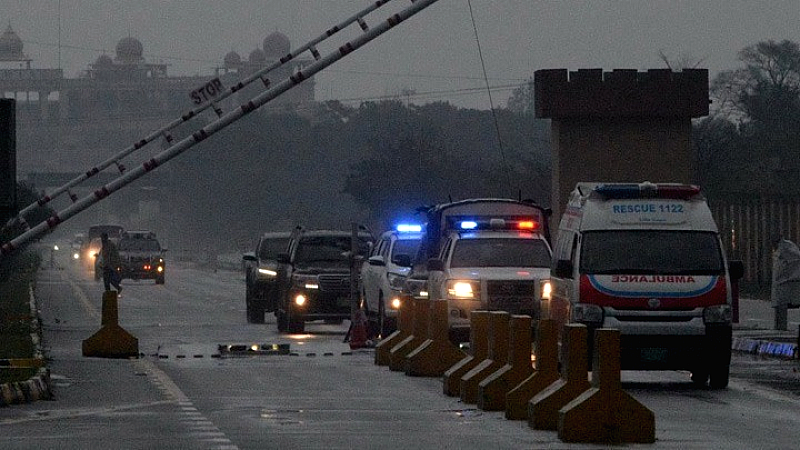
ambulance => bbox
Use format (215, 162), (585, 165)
(547, 182), (744, 388)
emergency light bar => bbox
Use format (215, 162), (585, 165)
(594, 182), (701, 200)
(448, 216), (540, 232)
(396, 224), (423, 233)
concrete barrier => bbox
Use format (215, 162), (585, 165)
(478, 315), (534, 411)
(388, 298), (429, 371)
(374, 295), (412, 366)
(528, 324), (590, 430)
(443, 311), (490, 396)
(460, 311), (510, 404)
(82, 290), (139, 358)
(559, 328), (656, 444)
(405, 300), (466, 377)
(506, 318), (560, 420)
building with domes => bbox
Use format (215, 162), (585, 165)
(0, 26), (317, 235)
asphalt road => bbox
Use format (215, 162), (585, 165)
(2, 252), (800, 449)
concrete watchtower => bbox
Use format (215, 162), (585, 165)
(534, 68), (709, 222)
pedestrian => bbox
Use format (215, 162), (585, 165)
(99, 232), (123, 294)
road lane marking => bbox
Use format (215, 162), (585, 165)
(135, 358), (240, 450)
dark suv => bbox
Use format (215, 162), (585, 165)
(242, 231), (292, 323)
(117, 231), (166, 284)
(274, 229), (373, 333)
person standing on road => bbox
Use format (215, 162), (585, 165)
(99, 232), (123, 294)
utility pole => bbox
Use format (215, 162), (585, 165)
(0, 99), (16, 224)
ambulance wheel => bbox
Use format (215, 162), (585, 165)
(709, 363), (730, 389)
(690, 369), (709, 387)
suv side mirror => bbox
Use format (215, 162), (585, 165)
(728, 260), (744, 281)
(277, 252), (291, 264)
(427, 258), (444, 272)
(553, 259), (573, 279)
(243, 253), (257, 262)
(392, 253), (412, 268)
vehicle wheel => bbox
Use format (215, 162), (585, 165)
(287, 312), (305, 333)
(690, 369), (709, 387)
(709, 363), (730, 389)
(276, 310), (288, 332)
(155, 275), (165, 285)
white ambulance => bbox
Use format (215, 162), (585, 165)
(548, 182), (743, 388)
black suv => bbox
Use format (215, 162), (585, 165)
(117, 231), (166, 284)
(242, 231), (292, 323)
(274, 229), (373, 333)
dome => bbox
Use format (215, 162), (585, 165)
(115, 36), (144, 63)
(248, 48), (266, 64)
(0, 25), (24, 58)
(94, 54), (113, 67)
(263, 32), (290, 57)
(224, 50), (241, 67)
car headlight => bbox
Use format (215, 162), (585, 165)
(390, 297), (402, 310)
(403, 278), (428, 299)
(571, 303), (604, 324)
(540, 279), (552, 301)
(703, 304), (732, 324)
(293, 275), (319, 290)
(387, 272), (406, 290)
(257, 267), (277, 277)
(446, 280), (480, 299)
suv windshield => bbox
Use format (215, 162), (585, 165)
(580, 230), (724, 275)
(258, 238), (290, 260)
(392, 239), (421, 259)
(450, 238), (551, 268)
(294, 236), (371, 268)
(119, 239), (161, 252)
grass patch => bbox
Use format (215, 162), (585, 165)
(0, 250), (41, 384)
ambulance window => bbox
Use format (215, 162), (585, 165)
(580, 230), (724, 274)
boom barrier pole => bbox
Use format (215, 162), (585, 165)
(3, 0), (403, 231)
(0, 0), (442, 258)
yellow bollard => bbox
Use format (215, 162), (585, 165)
(460, 311), (510, 404)
(388, 298), (429, 371)
(528, 324), (590, 430)
(375, 294), (412, 366)
(478, 315), (534, 411)
(558, 329), (656, 444)
(442, 311), (490, 396)
(82, 290), (139, 359)
(506, 318), (560, 420)
(405, 300), (466, 376)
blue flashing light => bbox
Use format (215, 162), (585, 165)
(459, 221), (478, 230)
(396, 224), (423, 233)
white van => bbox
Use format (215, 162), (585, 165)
(548, 182), (743, 388)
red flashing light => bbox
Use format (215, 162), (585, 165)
(517, 220), (537, 230)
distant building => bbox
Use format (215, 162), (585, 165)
(0, 25), (316, 234)
(0, 27), (315, 175)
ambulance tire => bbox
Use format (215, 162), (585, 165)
(690, 369), (709, 387)
(709, 363), (730, 389)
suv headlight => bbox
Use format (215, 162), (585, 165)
(257, 267), (277, 277)
(703, 304), (732, 324)
(403, 278), (428, 299)
(571, 303), (604, 324)
(446, 280), (480, 299)
(387, 272), (406, 290)
(293, 275), (319, 290)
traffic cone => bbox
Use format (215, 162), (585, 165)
(349, 309), (371, 349)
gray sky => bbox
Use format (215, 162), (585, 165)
(3, 1), (800, 109)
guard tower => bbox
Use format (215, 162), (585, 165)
(535, 68), (709, 222)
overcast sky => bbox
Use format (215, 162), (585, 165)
(3, 1), (800, 109)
